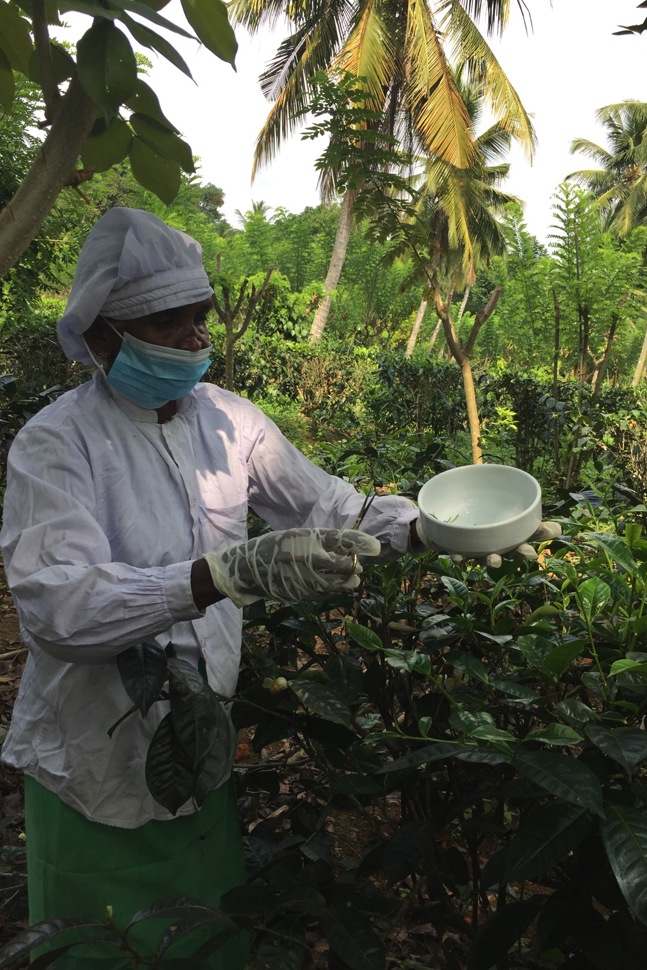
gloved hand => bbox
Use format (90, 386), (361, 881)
(203, 528), (382, 607)
(412, 519), (562, 569)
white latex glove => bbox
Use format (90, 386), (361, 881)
(203, 528), (382, 607)
(413, 519), (562, 569)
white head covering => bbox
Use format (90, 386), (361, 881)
(57, 207), (214, 363)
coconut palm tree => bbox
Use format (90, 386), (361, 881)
(230, 0), (535, 341)
(568, 101), (647, 236)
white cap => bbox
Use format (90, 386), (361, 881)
(57, 207), (214, 363)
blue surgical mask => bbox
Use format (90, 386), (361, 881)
(105, 332), (211, 409)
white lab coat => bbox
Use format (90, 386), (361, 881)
(1, 373), (417, 827)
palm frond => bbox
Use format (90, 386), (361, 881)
(443, 0), (535, 158)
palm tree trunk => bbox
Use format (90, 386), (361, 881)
(405, 299), (427, 358)
(0, 77), (96, 278)
(309, 190), (355, 344)
(429, 318), (442, 353)
(632, 325), (647, 386)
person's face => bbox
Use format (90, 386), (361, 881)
(86, 299), (213, 365)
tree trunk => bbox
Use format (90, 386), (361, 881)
(429, 318), (442, 353)
(405, 299), (427, 358)
(0, 77), (97, 279)
(309, 190), (355, 344)
(633, 325), (647, 386)
(460, 357), (483, 464)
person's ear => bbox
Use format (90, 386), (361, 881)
(84, 316), (120, 363)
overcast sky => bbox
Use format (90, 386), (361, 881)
(124, 1), (647, 240)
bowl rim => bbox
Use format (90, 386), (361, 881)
(417, 464), (541, 537)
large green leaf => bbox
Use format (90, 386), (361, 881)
(125, 78), (178, 131)
(575, 577), (611, 627)
(345, 619), (383, 651)
(28, 41), (74, 86)
(0, 1), (33, 74)
(117, 640), (167, 716)
(601, 803), (647, 925)
(543, 639), (587, 678)
(290, 678), (352, 725)
(77, 21), (138, 118)
(320, 906), (385, 970)
(502, 802), (592, 883)
(513, 748), (604, 817)
(180, 0), (237, 66)
(376, 742), (471, 773)
(129, 134), (181, 202)
(524, 723), (584, 746)
(585, 532), (638, 574)
(110, 0), (195, 38)
(119, 11), (193, 78)
(145, 712), (195, 814)
(168, 657), (221, 765)
(81, 115), (133, 171)
(586, 723), (647, 773)
(130, 112), (194, 170)
(0, 47), (14, 112)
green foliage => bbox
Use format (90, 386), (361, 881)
(0, 0), (237, 221)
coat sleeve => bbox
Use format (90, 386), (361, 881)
(243, 404), (419, 556)
(0, 424), (202, 664)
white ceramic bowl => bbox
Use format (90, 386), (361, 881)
(417, 464), (542, 557)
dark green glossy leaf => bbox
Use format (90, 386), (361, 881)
(120, 11), (193, 78)
(130, 112), (194, 170)
(543, 639), (586, 677)
(125, 78), (178, 130)
(145, 712), (194, 814)
(503, 802), (592, 882)
(82, 115), (133, 171)
(320, 906), (386, 970)
(110, 0), (194, 36)
(129, 134), (181, 202)
(345, 620), (383, 651)
(0, 47), (14, 112)
(524, 723), (584, 746)
(290, 678), (352, 726)
(192, 724), (234, 806)
(180, 0), (237, 66)
(584, 533), (638, 574)
(168, 658), (220, 765)
(586, 723), (647, 773)
(117, 640), (167, 716)
(601, 803), (647, 925)
(0, 1), (33, 74)
(576, 577), (611, 626)
(448, 649), (488, 683)
(0, 916), (118, 967)
(375, 742), (470, 773)
(27, 41), (74, 86)
(513, 748), (604, 817)
(467, 897), (542, 970)
(77, 21), (137, 118)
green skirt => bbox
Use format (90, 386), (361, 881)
(24, 776), (249, 968)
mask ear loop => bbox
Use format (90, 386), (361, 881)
(82, 318), (124, 372)
(83, 336), (107, 373)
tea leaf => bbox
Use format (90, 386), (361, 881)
(602, 803), (647, 925)
(513, 749), (604, 817)
(503, 802), (592, 883)
(586, 724), (647, 773)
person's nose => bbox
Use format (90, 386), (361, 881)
(177, 318), (209, 351)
